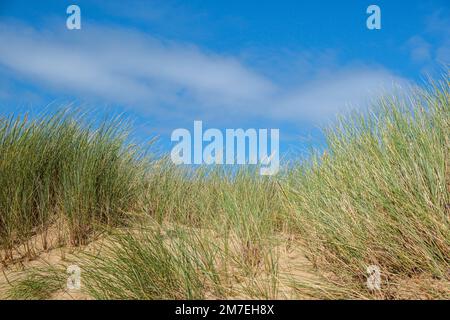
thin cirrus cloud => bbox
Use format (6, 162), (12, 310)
(0, 21), (408, 124)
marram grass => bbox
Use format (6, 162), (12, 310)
(285, 78), (449, 298)
(1, 77), (449, 299)
(0, 110), (148, 257)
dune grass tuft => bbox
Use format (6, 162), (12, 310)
(285, 78), (449, 298)
(0, 110), (148, 259)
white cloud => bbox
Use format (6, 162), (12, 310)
(273, 68), (408, 122)
(0, 22), (274, 106)
(0, 21), (408, 124)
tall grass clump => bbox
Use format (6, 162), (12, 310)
(0, 110), (148, 258)
(286, 78), (449, 298)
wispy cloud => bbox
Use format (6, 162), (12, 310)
(406, 10), (450, 72)
(0, 21), (408, 124)
(274, 67), (408, 122)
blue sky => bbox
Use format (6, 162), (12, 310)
(0, 0), (448, 156)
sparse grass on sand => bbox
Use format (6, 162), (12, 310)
(0, 77), (449, 300)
